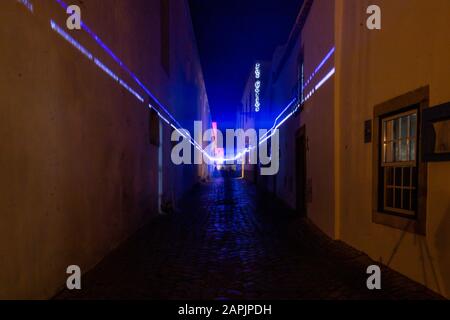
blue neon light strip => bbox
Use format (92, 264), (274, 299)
(266, 46), (336, 141)
(259, 65), (335, 148)
(302, 47), (335, 93)
(51, 20), (146, 104)
(51, 20), (93, 60)
(49, 0), (334, 163)
(119, 79), (144, 102)
(94, 58), (119, 82)
(54, 0), (183, 129)
(314, 47), (335, 75)
(17, 0), (34, 12)
(51, 15), (227, 162)
(259, 98), (296, 142)
(49, 18), (212, 159)
(315, 67), (335, 91)
(149, 105), (170, 125)
(20, 2), (214, 161)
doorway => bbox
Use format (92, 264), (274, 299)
(296, 127), (307, 217)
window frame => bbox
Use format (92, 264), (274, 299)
(372, 87), (428, 235)
(380, 109), (418, 218)
(381, 110), (417, 165)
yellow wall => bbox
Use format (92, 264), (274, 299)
(336, 0), (450, 297)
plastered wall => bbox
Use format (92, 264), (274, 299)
(336, 0), (450, 297)
(0, 0), (209, 299)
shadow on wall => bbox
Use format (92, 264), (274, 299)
(435, 205), (450, 297)
(386, 221), (443, 296)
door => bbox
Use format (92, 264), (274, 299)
(296, 127), (307, 216)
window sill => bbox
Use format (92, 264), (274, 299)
(372, 210), (425, 235)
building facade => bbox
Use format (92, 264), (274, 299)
(257, 0), (450, 297)
(0, 0), (211, 298)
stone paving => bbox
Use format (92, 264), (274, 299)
(56, 177), (443, 300)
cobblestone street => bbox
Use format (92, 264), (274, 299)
(57, 177), (442, 300)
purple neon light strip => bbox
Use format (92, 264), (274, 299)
(17, 0), (34, 12)
(259, 66), (335, 147)
(54, 0), (182, 129)
(51, 0), (333, 163)
(51, 18), (208, 157)
(52, 0), (218, 156)
(268, 47), (335, 138)
(302, 47), (335, 92)
(51, 20), (146, 104)
(314, 47), (335, 75)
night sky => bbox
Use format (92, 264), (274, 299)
(189, 0), (304, 129)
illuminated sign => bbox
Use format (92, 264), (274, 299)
(254, 63), (261, 112)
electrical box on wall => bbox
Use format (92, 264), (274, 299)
(364, 119), (372, 144)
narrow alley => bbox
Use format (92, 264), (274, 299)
(2, 0), (450, 304)
(57, 177), (441, 300)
